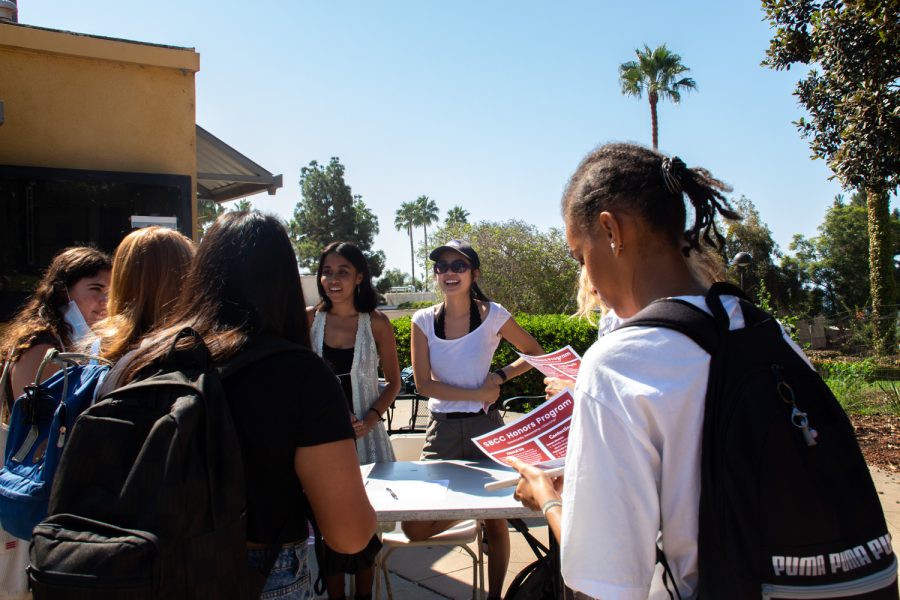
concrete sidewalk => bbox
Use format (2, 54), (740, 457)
(311, 519), (549, 599)
(872, 467), (900, 552)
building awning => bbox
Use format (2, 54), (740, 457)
(196, 125), (283, 203)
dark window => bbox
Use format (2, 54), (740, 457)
(0, 165), (192, 321)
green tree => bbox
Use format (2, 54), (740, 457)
(374, 268), (411, 295)
(414, 196), (439, 291)
(723, 197), (783, 305)
(232, 198), (254, 212)
(394, 202), (418, 290)
(428, 220), (580, 314)
(815, 195), (872, 313)
(779, 234), (824, 317)
(618, 44), (697, 149)
(785, 194), (900, 316)
(289, 158), (383, 277)
(445, 205), (470, 226)
(353, 196), (385, 278)
(197, 198), (225, 236)
(763, 0), (899, 353)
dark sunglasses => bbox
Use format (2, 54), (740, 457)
(434, 259), (471, 274)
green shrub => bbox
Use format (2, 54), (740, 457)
(391, 313), (598, 398)
(816, 358), (879, 414)
(815, 358), (877, 382)
(876, 381), (900, 417)
(392, 316), (412, 364)
(396, 300), (436, 309)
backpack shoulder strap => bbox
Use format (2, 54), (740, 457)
(706, 281), (779, 333)
(615, 298), (720, 355)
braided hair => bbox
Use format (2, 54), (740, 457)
(562, 143), (740, 256)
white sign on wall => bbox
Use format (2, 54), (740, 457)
(130, 215), (178, 230)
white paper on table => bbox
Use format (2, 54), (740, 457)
(368, 479), (450, 507)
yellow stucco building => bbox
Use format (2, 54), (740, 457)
(0, 21), (281, 319)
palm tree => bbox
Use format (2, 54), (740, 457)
(618, 44), (696, 149)
(414, 196), (439, 291)
(445, 205), (470, 226)
(394, 202), (418, 289)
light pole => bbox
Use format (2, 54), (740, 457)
(732, 252), (752, 291)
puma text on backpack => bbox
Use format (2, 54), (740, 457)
(0, 349), (109, 539)
(28, 330), (302, 599)
(621, 283), (897, 599)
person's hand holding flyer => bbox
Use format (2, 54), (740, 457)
(476, 347), (580, 489)
(474, 389), (574, 466)
(516, 345), (581, 381)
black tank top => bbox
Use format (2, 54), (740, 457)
(321, 343), (354, 411)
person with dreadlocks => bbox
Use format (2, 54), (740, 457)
(508, 143), (762, 599)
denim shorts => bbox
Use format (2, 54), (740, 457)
(247, 541), (312, 600)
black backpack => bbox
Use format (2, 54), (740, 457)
(621, 283), (897, 599)
(27, 329), (303, 599)
(503, 518), (563, 600)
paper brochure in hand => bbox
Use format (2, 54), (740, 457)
(483, 464), (566, 491)
(473, 389), (574, 467)
(516, 345), (581, 380)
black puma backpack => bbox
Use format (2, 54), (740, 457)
(28, 329), (303, 599)
(621, 283), (897, 599)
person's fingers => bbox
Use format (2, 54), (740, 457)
(509, 457), (539, 478)
(554, 478), (565, 494)
(507, 457), (525, 473)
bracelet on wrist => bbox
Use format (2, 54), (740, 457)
(493, 368), (508, 383)
(541, 499), (563, 517)
(368, 407), (383, 420)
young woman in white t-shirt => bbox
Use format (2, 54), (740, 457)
(509, 143), (746, 600)
(403, 239), (543, 600)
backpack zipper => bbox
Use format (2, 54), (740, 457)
(27, 564), (152, 589)
(760, 559), (897, 599)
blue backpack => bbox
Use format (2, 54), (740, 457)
(0, 349), (109, 539)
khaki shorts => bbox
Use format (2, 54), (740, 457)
(420, 410), (504, 461)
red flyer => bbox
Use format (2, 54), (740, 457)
(516, 346), (581, 381)
(473, 390), (574, 466)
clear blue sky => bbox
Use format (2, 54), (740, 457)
(20, 0), (882, 274)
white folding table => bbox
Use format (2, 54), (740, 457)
(363, 460), (562, 600)
(362, 459), (541, 522)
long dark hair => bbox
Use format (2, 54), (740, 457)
(562, 143), (740, 256)
(125, 211), (309, 381)
(0, 246), (111, 359)
(315, 241), (378, 313)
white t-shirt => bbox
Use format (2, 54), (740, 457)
(561, 295), (809, 600)
(411, 302), (511, 413)
(597, 309), (622, 338)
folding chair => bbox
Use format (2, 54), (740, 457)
(374, 434), (485, 600)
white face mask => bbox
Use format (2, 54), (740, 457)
(60, 300), (91, 344)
